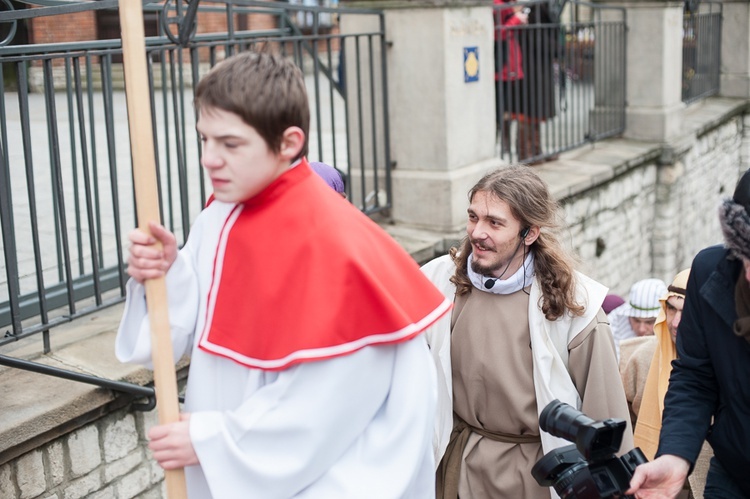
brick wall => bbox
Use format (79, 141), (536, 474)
(22, 0), (342, 91)
(27, 3), (287, 67)
(29, 10), (97, 45)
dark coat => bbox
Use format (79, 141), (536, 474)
(517, 3), (559, 120)
(658, 245), (750, 495)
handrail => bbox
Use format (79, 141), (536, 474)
(0, 353), (176, 411)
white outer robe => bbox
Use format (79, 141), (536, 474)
(116, 201), (438, 499)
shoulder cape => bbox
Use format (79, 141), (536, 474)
(198, 159), (452, 370)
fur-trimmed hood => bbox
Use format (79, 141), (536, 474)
(720, 169), (750, 262)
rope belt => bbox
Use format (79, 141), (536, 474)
(436, 413), (541, 499)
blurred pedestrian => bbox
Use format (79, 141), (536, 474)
(631, 268), (690, 456)
(603, 293), (625, 314)
(310, 161), (346, 197)
(516, 1), (560, 163)
(494, 0), (528, 153)
(608, 278), (667, 359)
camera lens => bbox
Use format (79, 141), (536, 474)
(539, 400), (595, 443)
(534, 402), (636, 498)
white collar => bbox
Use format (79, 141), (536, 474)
(467, 251), (535, 294)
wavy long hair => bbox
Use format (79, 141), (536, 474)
(450, 166), (584, 320)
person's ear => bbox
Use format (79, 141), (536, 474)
(279, 126), (305, 160)
(523, 225), (541, 245)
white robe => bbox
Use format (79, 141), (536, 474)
(607, 304), (637, 360)
(116, 201), (438, 499)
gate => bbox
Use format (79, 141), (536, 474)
(495, 0), (627, 164)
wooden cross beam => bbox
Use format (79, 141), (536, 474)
(118, 0), (188, 497)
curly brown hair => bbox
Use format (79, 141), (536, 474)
(450, 166), (584, 320)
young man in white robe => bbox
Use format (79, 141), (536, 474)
(421, 166), (633, 499)
(117, 51), (451, 498)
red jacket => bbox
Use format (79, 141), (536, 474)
(494, 0), (524, 81)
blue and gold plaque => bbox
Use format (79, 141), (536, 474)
(464, 46), (479, 83)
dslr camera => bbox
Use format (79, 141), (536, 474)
(531, 400), (647, 499)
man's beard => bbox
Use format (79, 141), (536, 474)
(470, 252), (505, 276)
(471, 238), (522, 277)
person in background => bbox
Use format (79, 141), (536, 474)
(625, 267), (711, 498)
(608, 278), (667, 359)
(421, 165), (632, 499)
(310, 161), (346, 197)
(629, 268), (690, 454)
(494, 0), (528, 154)
(516, 1), (560, 163)
(619, 270), (688, 427)
(603, 293), (625, 314)
(628, 168), (750, 499)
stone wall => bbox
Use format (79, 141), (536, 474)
(562, 113), (745, 297)
(1, 408), (164, 499)
(654, 118), (745, 279)
(563, 161), (661, 294)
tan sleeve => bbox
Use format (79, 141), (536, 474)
(619, 338), (658, 426)
(568, 309), (635, 454)
(620, 352), (642, 425)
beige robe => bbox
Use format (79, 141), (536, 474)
(448, 288), (631, 499)
(619, 336), (657, 425)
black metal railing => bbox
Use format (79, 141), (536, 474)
(682, 0), (721, 104)
(0, 353), (162, 411)
(0, 0), (390, 351)
(495, 0), (627, 164)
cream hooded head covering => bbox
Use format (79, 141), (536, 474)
(633, 268), (691, 460)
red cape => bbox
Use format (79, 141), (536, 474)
(198, 159), (451, 370)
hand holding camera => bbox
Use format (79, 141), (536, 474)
(626, 454), (690, 498)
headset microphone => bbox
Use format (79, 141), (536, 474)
(482, 227), (530, 291)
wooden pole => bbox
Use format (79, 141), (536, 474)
(118, 0), (188, 497)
